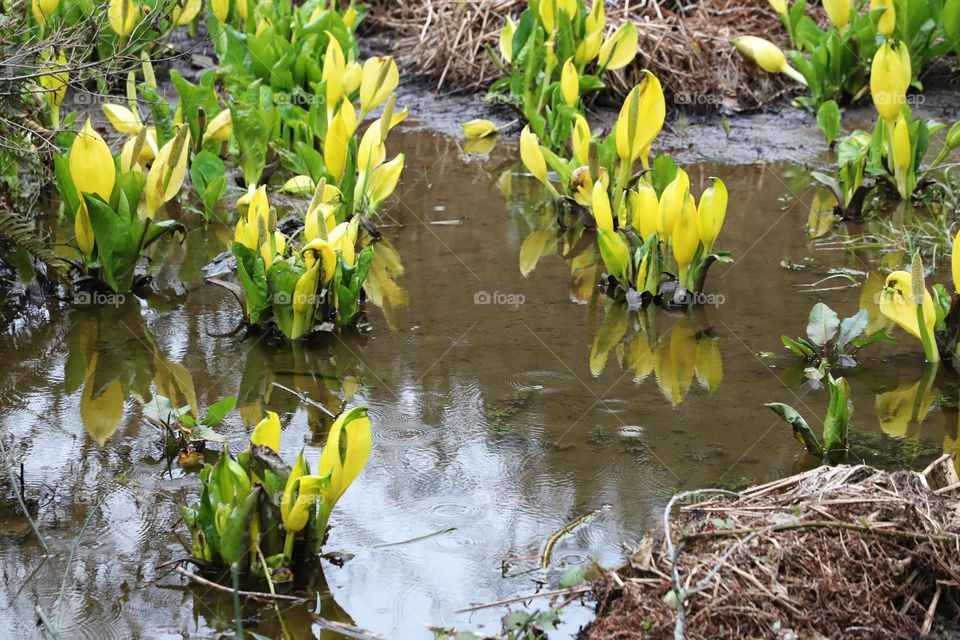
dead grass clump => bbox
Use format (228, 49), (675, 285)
(585, 456), (960, 639)
(362, 0), (792, 110)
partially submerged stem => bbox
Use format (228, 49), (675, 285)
(231, 563), (245, 640)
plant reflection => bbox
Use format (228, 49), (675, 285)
(589, 301), (723, 406)
(66, 299), (197, 445)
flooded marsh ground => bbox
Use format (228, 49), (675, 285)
(1, 127), (957, 639)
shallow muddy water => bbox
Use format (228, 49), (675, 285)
(1, 127), (957, 639)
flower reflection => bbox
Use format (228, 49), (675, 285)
(517, 207), (601, 304)
(874, 364), (936, 439)
(590, 302), (723, 405)
(66, 300), (197, 445)
(363, 236), (407, 330)
(237, 338), (369, 438)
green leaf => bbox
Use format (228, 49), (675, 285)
(231, 241), (271, 324)
(84, 193), (137, 292)
(823, 375), (851, 453)
(816, 100), (841, 146)
(219, 487), (259, 566)
(835, 309), (868, 350)
(766, 402), (823, 456)
(202, 396), (237, 426)
(781, 335), (815, 359)
(806, 302), (840, 349)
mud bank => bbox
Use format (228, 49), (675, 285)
(395, 74), (960, 166)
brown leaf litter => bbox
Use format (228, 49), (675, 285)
(584, 455), (960, 639)
(363, 0), (793, 111)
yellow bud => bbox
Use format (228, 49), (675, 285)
(871, 0), (896, 37)
(823, 0), (850, 29)
(768, 0), (788, 17)
(631, 182), (660, 240)
(892, 113), (911, 174)
(75, 200), (95, 259)
(591, 180), (614, 231)
(572, 115), (591, 166)
(171, 0), (202, 25)
(499, 17), (516, 61)
(696, 177), (727, 251)
(870, 41), (909, 122)
(673, 194), (700, 282)
(108, 0), (138, 37)
(560, 58), (579, 107)
(520, 126), (548, 184)
(323, 35), (346, 111)
(658, 169), (689, 238)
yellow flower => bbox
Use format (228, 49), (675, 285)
(250, 411), (281, 452)
(145, 125), (190, 216)
(597, 228), (630, 283)
(211, 0), (228, 22)
(32, 0), (59, 26)
(38, 50), (68, 126)
(823, 0), (850, 28)
(202, 108), (232, 143)
(367, 154), (405, 209)
(360, 56), (399, 115)
(768, 0), (788, 17)
(658, 169), (689, 238)
(291, 263), (321, 339)
(70, 119), (115, 201)
(615, 72), (665, 165)
(75, 200), (95, 259)
(572, 115), (591, 166)
(598, 22), (638, 71)
(586, 0), (604, 34)
(696, 177), (728, 251)
(102, 103), (140, 135)
(328, 220), (358, 266)
(575, 30), (603, 66)
(672, 194), (700, 283)
(108, 0), (138, 37)
(171, 0), (202, 25)
(871, 0), (896, 37)
(539, 0), (557, 33)
(630, 182), (659, 240)
(870, 40), (909, 122)
(236, 0), (248, 21)
(591, 180), (614, 231)
(878, 270), (935, 340)
(520, 126), (548, 185)
(733, 36), (806, 84)
(560, 57), (579, 107)
(462, 119), (498, 140)
(952, 229), (960, 294)
(301, 238), (337, 283)
(323, 35), (346, 111)
(281, 175), (315, 195)
(324, 104), (351, 181)
(344, 61), (362, 95)
(499, 17), (516, 61)
(892, 112), (911, 196)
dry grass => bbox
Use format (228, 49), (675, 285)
(362, 0), (793, 110)
(585, 456), (960, 639)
